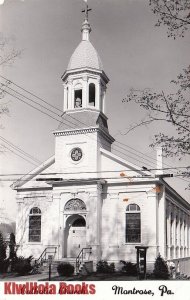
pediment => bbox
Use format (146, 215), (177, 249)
(12, 156), (55, 189)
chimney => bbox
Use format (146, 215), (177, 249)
(156, 147), (164, 175)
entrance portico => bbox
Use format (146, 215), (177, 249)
(63, 198), (87, 258)
(63, 214), (86, 258)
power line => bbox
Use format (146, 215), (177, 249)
(0, 85), (79, 130)
(2, 83), (153, 170)
(1, 175), (189, 183)
(0, 82), (62, 118)
(0, 166), (189, 177)
(1, 76), (189, 185)
(0, 74), (187, 172)
(1, 144), (39, 167)
(0, 76), (158, 169)
(0, 175), (164, 182)
(0, 135), (41, 164)
(0, 74), (62, 113)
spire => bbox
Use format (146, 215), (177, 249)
(81, 3), (92, 41)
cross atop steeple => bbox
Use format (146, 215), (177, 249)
(82, 3), (92, 21)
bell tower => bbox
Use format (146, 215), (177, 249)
(61, 4), (109, 115)
(54, 5), (114, 173)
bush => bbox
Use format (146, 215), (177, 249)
(153, 254), (170, 279)
(120, 260), (137, 276)
(0, 231), (9, 274)
(14, 256), (33, 276)
(57, 262), (74, 277)
(0, 259), (9, 273)
(96, 260), (115, 274)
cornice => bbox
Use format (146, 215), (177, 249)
(61, 68), (109, 84)
(53, 126), (115, 143)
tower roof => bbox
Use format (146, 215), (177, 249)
(67, 40), (103, 71)
(66, 8), (103, 72)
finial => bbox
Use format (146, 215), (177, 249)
(82, 1), (92, 21)
(81, 1), (92, 41)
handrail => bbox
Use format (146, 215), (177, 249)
(76, 247), (92, 274)
(35, 246), (57, 266)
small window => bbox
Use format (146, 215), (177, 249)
(126, 204), (141, 243)
(89, 83), (95, 107)
(29, 207), (41, 242)
(74, 89), (82, 108)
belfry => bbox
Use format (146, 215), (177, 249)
(13, 5), (190, 275)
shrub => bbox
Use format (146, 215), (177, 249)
(9, 233), (17, 271)
(0, 231), (9, 274)
(57, 262), (74, 277)
(120, 260), (137, 276)
(153, 254), (170, 279)
(14, 256), (33, 276)
(9, 233), (17, 260)
(0, 259), (9, 273)
(96, 260), (115, 274)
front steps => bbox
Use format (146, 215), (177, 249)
(35, 258), (93, 276)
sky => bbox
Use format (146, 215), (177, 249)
(0, 0), (189, 221)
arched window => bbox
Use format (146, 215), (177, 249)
(89, 83), (95, 107)
(74, 85), (82, 108)
(29, 207), (41, 242)
(126, 204), (141, 243)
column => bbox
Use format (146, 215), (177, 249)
(82, 76), (88, 108)
(102, 87), (106, 114)
(63, 84), (68, 111)
(52, 192), (61, 260)
(67, 79), (72, 110)
(173, 206), (177, 258)
(96, 79), (101, 110)
(188, 216), (190, 256)
(184, 215), (187, 256)
(96, 181), (103, 261)
(176, 209), (180, 258)
(181, 212), (185, 257)
(166, 203), (171, 259)
(158, 186), (166, 258)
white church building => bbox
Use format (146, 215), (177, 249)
(13, 9), (190, 273)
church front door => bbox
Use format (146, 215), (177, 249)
(64, 215), (86, 258)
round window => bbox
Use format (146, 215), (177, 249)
(71, 147), (83, 162)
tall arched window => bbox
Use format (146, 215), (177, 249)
(126, 204), (141, 243)
(89, 83), (95, 107)
(29, 207), (41, 242)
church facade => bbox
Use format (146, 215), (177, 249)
(13, 12), (190, 273)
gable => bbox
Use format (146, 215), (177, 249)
(100, 148), (151, 181)
(12, 156), (55, 190)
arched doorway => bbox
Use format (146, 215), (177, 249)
(64, 214), (86, 257)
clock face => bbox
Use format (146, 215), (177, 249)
(71, 147), (83, 162)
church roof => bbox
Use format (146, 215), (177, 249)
(67, 40), (103, 71)
(56, 110), (108, 131)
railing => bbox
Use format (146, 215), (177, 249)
(35, 246), (57, 266)
(76, 247), (92, 274)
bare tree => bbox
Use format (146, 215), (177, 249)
(149, 0), (190, 38)
(122, 1), (190, 184)
(0, 34), (21, 129)
(0, 33), (21, 67)
(123, 66), (190, 159)
(123, 66), (190, 183)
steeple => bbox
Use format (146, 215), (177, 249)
(54, 5), (115, 172)
(61, 5), (109, 117)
